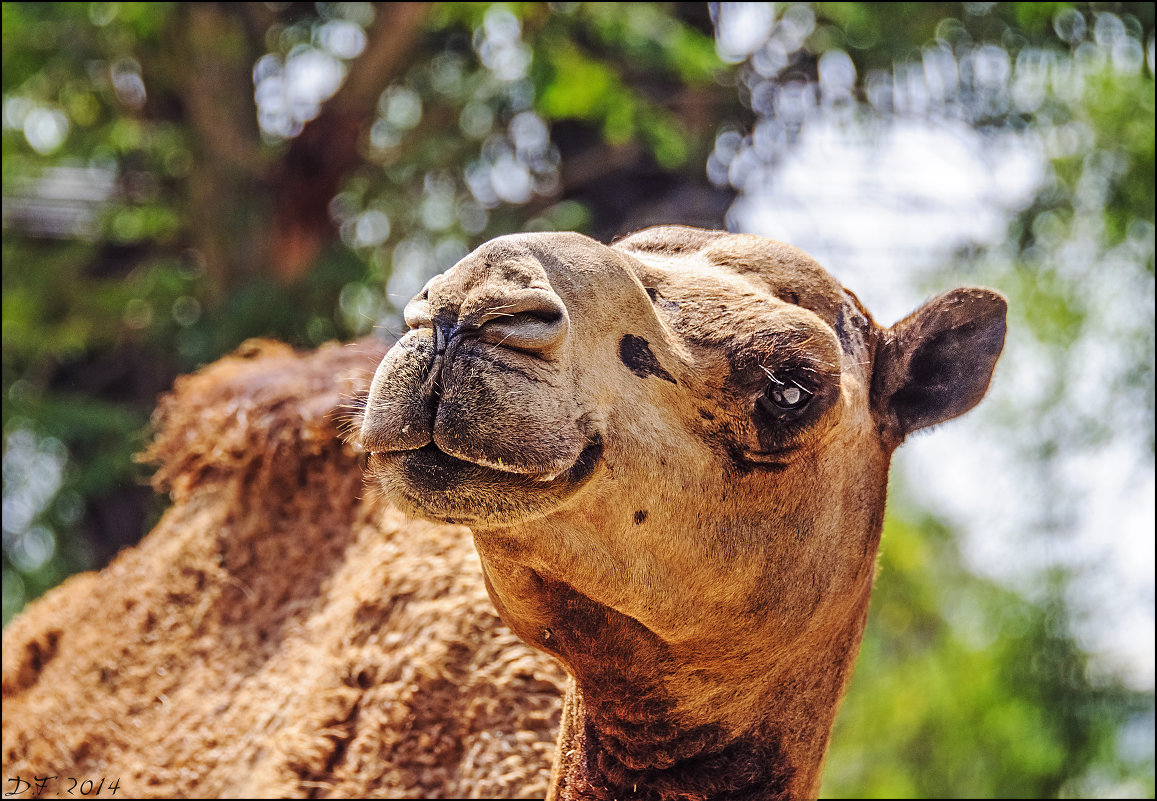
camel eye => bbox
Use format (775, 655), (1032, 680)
(761, 383), (812, 413)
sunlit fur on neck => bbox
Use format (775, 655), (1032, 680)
(533, 572), (873, 801)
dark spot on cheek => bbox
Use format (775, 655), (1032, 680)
(634, 510), (647, 525)
(699, 409), (715, 421)
(619, 335), (676, 384)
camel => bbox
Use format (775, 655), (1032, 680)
(1, 225), (1004, 799)
(359, 225), (1007, 800)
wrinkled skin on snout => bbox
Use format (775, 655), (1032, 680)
(360, 226), (1006, 797)
(362, 233), (614, 526)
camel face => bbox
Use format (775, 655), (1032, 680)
(361, 225), (1006, 749)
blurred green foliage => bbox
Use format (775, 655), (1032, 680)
(2, 2), (1153, 798)
(827, 497), (1153, 798)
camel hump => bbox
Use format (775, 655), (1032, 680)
(141, 338), (386, 501)
(2, 335), (564, 798)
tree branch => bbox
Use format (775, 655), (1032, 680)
(268, 2), (430, 282)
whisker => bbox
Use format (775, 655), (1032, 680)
(758, 364), (784, 384)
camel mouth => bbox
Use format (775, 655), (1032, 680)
(405, 438), (602, 483)
(368, 435), (603, 525)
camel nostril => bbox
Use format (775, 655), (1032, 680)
(433, 316), (458, 355)
(474, 289), (569, 355)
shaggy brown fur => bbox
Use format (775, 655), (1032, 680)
(2, 339), (566, 798)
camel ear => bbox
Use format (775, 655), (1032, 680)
(871, 288), (1007, 439)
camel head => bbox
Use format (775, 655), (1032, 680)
(360, 226), (1006, 799)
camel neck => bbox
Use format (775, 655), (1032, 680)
(533, 575), (873, 801)
(475, 554), (871, 800)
